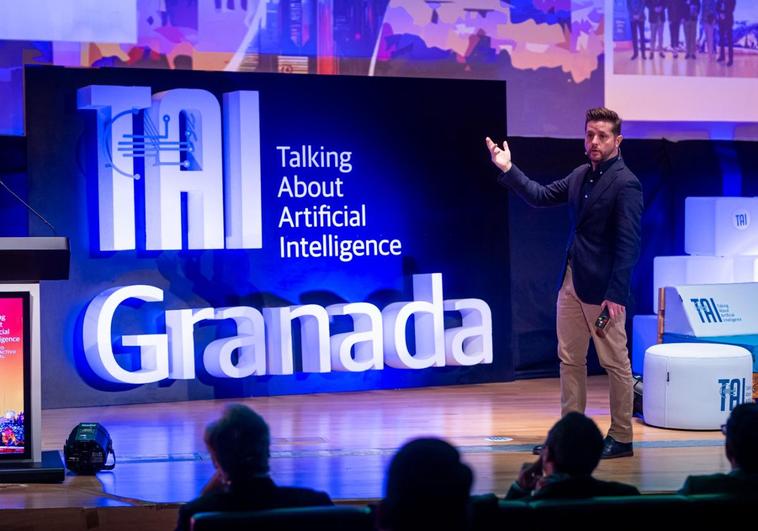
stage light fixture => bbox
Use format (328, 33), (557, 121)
(63, 422), (116, 474)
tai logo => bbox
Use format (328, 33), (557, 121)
(733, 209), (750, 231)
(718, 378), (748, 412)
(689, 298), (723, 323)
(78, 86), (261, 251)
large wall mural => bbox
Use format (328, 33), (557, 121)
(1, 0), (604, 138)
(1, 1), (755, 136)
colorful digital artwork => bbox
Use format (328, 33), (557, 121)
(3, 2), (752, 137)
(0, 297), (25, 455)
(374, 1), (603, 84)
(0, 1), (604, 137)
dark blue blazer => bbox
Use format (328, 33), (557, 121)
(498, 157), (643, 306)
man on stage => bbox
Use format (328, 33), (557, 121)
(485, 107), (643, 459)
(627, 0), (648, 60)
(716, 0), (736, 66)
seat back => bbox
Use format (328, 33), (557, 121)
(191, 505), (373, 531)
(485, 494), (758, 531)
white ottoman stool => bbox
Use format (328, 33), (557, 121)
(643, 343), (753, 429)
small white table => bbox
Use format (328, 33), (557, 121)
(643, 343), (753, 429)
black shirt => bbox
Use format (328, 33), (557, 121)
(579, 154), (619, 213)
(567, 154), (620, 263)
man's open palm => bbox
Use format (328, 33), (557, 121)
(486, 137), (512, 173)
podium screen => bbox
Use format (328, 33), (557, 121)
(0, 292), (31, 460)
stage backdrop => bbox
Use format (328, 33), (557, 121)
(25, 66), (510, 408)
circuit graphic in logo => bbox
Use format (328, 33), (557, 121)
(105, 109), (197, 180)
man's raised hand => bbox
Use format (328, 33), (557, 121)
(485, 137), (513, 173)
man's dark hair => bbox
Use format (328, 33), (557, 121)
(725, 402), (758, 473)
(382, 438), (473, 531)
(204, 404), (270, 485)
(545, 412), (604, 476)
(585, 107), (622, 136)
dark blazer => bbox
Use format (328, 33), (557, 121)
(498, 157), (643, 305)
(175, 476), (333, 531)
(505, 474), (640, 501)
(679, 470), (758, 495)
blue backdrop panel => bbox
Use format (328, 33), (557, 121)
(24, 66), (511, 408)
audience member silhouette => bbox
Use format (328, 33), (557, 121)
(505, 412), (640, 500)
(175, 404), (332, 531)
(679, 402), (758, 495)
(378, 438), (474, 531)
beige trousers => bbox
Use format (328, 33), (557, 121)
(556, 264), (633, 443)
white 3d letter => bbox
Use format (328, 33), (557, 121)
(204, 306), (266, 378)
(144, 89), (224, 250)
(77, 85), (152, 251)
(165, 307), (215, 379)
(223, 91), (262, 249)
(444, 299), (493, 366)
(263, 305), (331, 375)
(327, 302), (383, 372)
(83, 285), (168, 384)
(382, 273), (445, 369)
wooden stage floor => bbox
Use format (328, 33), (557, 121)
(0, 376), (730, 528)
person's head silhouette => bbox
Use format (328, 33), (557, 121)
(723, 403), (758, 473)
(204, 404), (270, 487)
(542, 412), (604, 477)
(380, 438), (473, 531)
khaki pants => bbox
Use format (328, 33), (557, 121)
(556, 264), (633, 443)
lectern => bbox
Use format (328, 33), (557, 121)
(0, 236), (69, 483)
